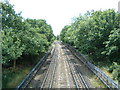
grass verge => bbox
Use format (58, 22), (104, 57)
(89, 59), (119, 84)
(2, 66), (33, 88)
(2, 53), (45, 88)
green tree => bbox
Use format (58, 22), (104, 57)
(2, 2), (25, 68)
(60, 9), (120, 63)
(1, 1), (55, 68)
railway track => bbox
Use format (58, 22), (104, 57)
(62, 44), (89, 89)
(40, 44), (57, 88)
(65, 43), (120, 89)
(17, 41), (119, 89)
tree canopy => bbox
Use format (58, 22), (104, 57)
(1, 1), (55, 67)
(60, 9), (120, 81)
(60, 9), (120, 64)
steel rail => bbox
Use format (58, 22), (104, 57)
(49, 52), (57, 88)
(16, 46), (54, 90)
(40, 46), (56, 88)
(65, 52), (80, 89)
(65, 45), (89, 89)
(40, 57), (54, 88)
(64, 45), (89, 89)
(65, 43), (120, 90)
(62, 45), (84, 89)
(73, 61), (89, 89)
(16, 52), (50, 90)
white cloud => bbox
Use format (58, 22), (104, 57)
(9, 0), (119, 36)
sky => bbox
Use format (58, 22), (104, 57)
(9, 0), (120, 36)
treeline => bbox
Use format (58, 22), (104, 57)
(60, 9), (120, 80)
(1, 2), (55, 68)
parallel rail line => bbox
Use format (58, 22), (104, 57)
(63, 44), (89, 89)
(16, 47), (53, 89)
(40, 46), (57, 88)
(65, 43), (120, 90)
(16, 42), (119, 89)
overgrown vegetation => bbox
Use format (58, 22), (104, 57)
(1, 1), (55, 88)
(60, 9), (120, 81)
(2, 66), (32, 88)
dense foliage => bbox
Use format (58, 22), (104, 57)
(60, 9), (120, 80)
(1, 2), (55, 67)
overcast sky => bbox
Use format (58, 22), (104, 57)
(9, 0), (119, 36)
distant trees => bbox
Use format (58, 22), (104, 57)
(60, 9), (120, 64)
(1, 1), (55, 68)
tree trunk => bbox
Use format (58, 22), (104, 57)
(13, 60), (16, 69)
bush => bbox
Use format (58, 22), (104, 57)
(108, 62), (120, 80)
